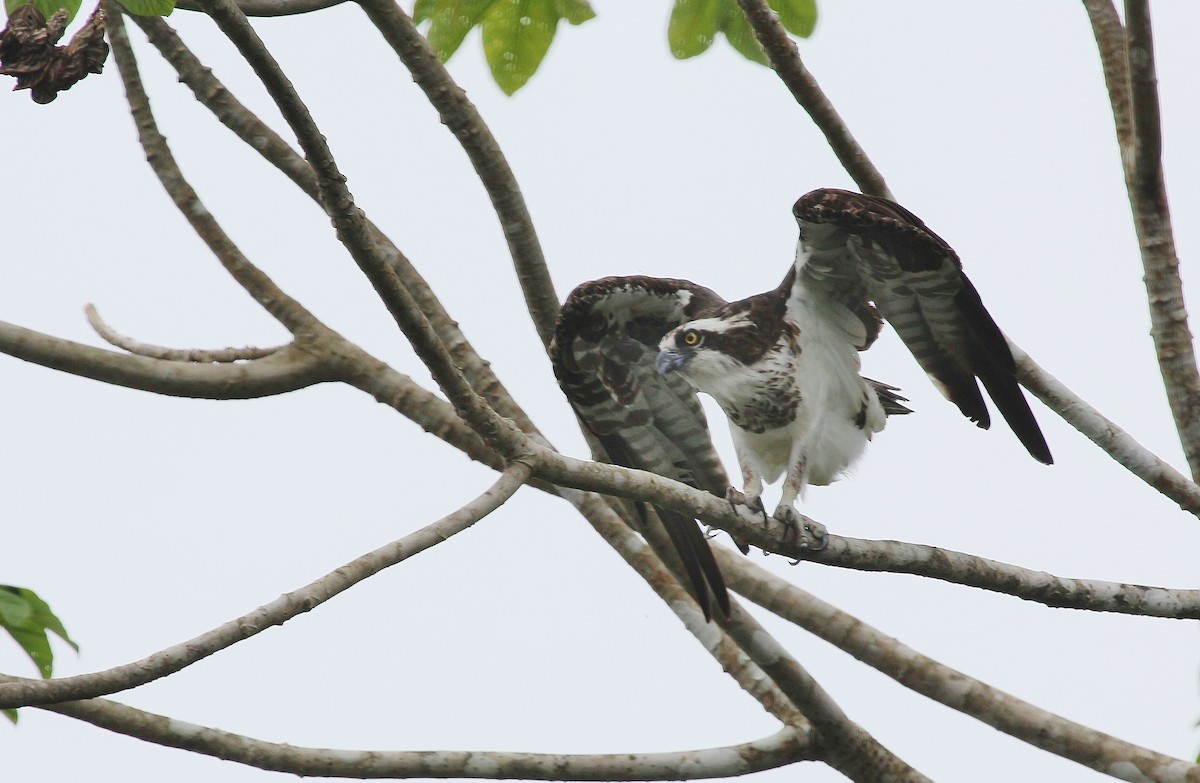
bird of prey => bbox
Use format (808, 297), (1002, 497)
(551, 188), (1052, 620)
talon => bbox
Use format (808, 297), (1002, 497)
(703, 526), (719, 540)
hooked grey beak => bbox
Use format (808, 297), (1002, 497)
(656, 348), (691, 376)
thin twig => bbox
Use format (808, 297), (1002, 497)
(734, 0), (891, 199)
(723, 552), (1200, 783)
(1015, 342), (1200, 516)
(0, 463), (530, 709)
(85, 303), (285, 362)
(9, 689), (813, 780)
(355, 0), (561, 349)
(0, 319), (333, 398)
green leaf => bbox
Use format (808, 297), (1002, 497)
(668, 0), (722, 60)
(0, 586), (77, 680)
(6, 0), (82, 24)
(552, 0), (593, 26)
(772, 0), (816, 38)
(721, 2), (768, 65)
(2, 708), (16, 725)
(412, 0), (434, 23)
(423, 0), (493, 61)
(115, 0), (174, 15)
(481, 0), (559, 96)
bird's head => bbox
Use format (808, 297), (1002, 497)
(656, 317), (749, 391)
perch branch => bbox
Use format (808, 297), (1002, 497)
(0, 464), (530, 709)
(524, 447), (1200, 618)
(723, 553), (1200, 782)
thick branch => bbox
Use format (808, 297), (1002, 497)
(734, 0), (890, 199)
(1121, 1), (1200, 479)
(0, 464), (530, 709)
(723, 553), (1200, 783)
(526, 446), (1200, 618)
(0, 319), (333, 398)
(356, 0), (561, 348)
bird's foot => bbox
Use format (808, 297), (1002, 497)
(772, 505), (828, 554)
(726, 487), (767, 522)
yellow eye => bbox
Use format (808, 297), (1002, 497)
(682, 330), (700, 347)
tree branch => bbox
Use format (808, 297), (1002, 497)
(525, 446), (1200, 618)
(1014, 342), (1200, 516)
(734, 0), (891, 199)
(107, 7), (321, 337)
(10, 689), (813, 780)
(175, 0), (346, 15)
(0, 319), (334, 398)
(127, 14), (540, 435)
(1083, 1), (1200, 479)
(356, 0), (561, 349)
(0, 463), (530, 709)
(84, 303), (285, 362)
(190, 0), (523, 460)
(723, 552), (1200, 782)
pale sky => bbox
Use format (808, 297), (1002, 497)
(4, 2), (1200, 782)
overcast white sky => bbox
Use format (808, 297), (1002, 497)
(3, 2), (1200, 781)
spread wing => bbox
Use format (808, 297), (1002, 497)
(551, 276), (734, 620)
(792, 188), (1052, 464)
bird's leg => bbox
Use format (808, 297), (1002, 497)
(726, 442), (767, 520)
(773, 453), (828, 551)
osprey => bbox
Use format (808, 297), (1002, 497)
(551, 188), (1052, 620)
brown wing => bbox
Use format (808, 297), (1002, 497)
(551, 276), (734, 620)
(793, 188), (1052, 464)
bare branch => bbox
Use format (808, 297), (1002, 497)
(1015, 343), (1200, 516)
(127, 13), (539, 434)
(106, 7), (320, 336)
(7, 689), (812, 780)
(734, 0), (891, 199)
(526, 446), (1200, 618)
(85, 303), (285, 362)
(190, 0), (522, 458)
(723, 553), (1200, 782)
(175, 0), (346, 15)
(1082, 0), (1132, 151)
(715, 603), (928, 781)
(0, 464), (530, 709)
(356, 0), (561, 349)
(1122, 1), (1200, 479)
(0, 319), (333, 398)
